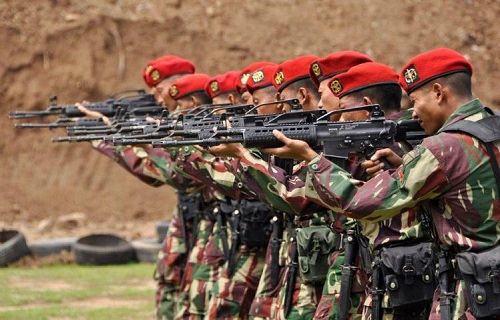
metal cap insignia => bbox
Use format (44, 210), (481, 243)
(251, 70), (265, 83)
(240, 73), (250, 85)
(311, 62), (322, 77)
(274, 70), (285, 86)
(151, 69), (161, 82)
(210, 81), (220, 93)
(404, 66), (419, 85)
(330, 79), (343, 94)
(169, 85), (179, 97)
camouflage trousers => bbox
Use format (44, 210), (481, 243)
(314, 250), (368, 320)
(155, 208), (191, 320)
(250, 228), (290, 319)
(175, 218), (215, 320)
(271, 233), (323, 320)
(207, 245), (266, 319)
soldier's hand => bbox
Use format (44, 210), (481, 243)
(260, 130), (318, 162)
(76, 102), (112, 126)
(208, 143), (248, 158)
(361, 148), (402, 177)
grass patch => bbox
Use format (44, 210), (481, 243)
(0, 263), (156, 320)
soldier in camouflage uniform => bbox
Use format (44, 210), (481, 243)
(263, 48), (500, 320)
(319, 61), (431, 320)
(173, 69), (273, 319)
(79, 55), (203, 320)
(152, 73), (220, 320)
(263, 55), (324, 320)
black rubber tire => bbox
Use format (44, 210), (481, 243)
(29, 238), (76, 257)
(73, 233), (136, 265)
(131, 238), (162, 263)
(156, 221), (170, 243)
(0, 230), (31, 266)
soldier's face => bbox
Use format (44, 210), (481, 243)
(338, 95), (369, 121)
(176, 97), (195, 111)
(318, 78), (340, 115)
(252, 87), (280, 115)
(240, 91), (253, 104)
(280, 86), (316, 111)
(155, 78), (178, 112)
(409, 85), (446, 135)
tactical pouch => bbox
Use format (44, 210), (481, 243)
(380, 241), (437, 308)
(239, 200), (273, 248)
(296, 225), (337, 283)
(456, 244), (500, 318)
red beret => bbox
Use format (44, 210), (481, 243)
(246, 65), (278, 94)
(272, 55), (318, 92)
(205, 71), (240, 98)
(236, 61), (276, 94)
(309, 51), (373, 87)
(169, 73), (211, 100)
(143, 55), (195, 88)
(328, 62), (399, 98)
(399, 48), (473, 94)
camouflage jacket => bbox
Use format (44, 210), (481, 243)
(306, 99), (500, 251)
(91, 141), (201, 192)
(173, 145), (256, 200)
(237, 110), (429, 246)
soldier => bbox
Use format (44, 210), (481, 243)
(266, 48), (500, 320)
(309, 51), (372, 117)
(236, 61), (276, 105)
(78, 55), (201, 320)
(173, 69), (271, 320)
(143, 55), (196, 112)
(316, 61), (431, 320)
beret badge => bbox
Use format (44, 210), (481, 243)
(252, 70), (265, 83)
(151, 69), (161, 82)
(404, 65), (419, 86)
(169, 85), (179, 97)
(240, 73), (250, 85)
(210, 81), (220, 93)
(274, 70), (285, 86)
(330, 79), (343, 94)
(311, 62), (322, 77)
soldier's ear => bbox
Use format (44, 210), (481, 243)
(189, 96), (199, 108)
(362, 96), (374, 106)
(228, 93), (237, 105)
(298, 87), (308, 105)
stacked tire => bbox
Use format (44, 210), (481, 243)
(0, 230), (30, 266)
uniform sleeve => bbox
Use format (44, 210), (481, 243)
(173, 146), (255, 199)
(91, 140), (199, 191)
(238, 150), (319, 215)
(305, 141), (450, 222)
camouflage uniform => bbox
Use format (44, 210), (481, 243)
(174, 147), (269, 319)
(91, 141), (201, 320)
(236, 110), (431, 319)
(166, 187), (224, 320)
(304, 99), (500, 319)
(235, 154), (325, 320)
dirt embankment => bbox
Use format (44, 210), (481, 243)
(1, 0), (499, 243)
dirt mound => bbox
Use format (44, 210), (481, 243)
(1, 0), (499, 244)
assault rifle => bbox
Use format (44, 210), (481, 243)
(150, 104), (427, 160)
(111, 99), (323, 146)
(8, 89), (161, 120)
(50, 101), (261, 143)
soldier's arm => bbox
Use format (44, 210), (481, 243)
(173, 145), (255, 199)
(305, 142), (450, 222)
(91, 140), (200, 191)
(236, 149), (321, 215)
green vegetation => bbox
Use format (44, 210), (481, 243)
(0, 263), (156, 320)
